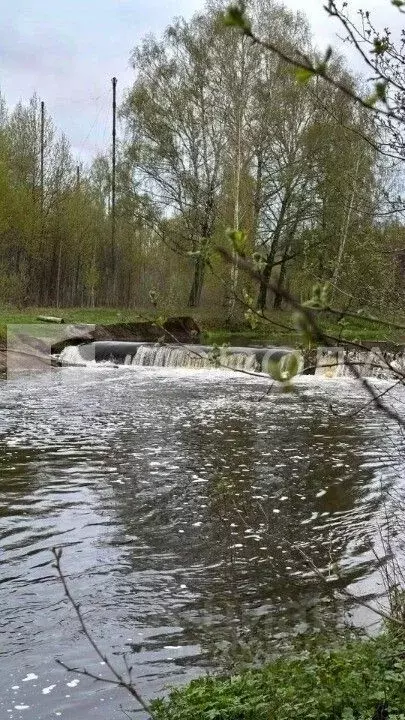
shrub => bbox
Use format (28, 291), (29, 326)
(151, 633), (405, 720)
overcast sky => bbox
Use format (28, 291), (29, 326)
(0, 0), (396, 164)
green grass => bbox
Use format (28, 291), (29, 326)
(0, 305), (403, 348)
(0, 307), (155, 344)
(152, 632), (405, 720)
(201, 311), (404, 348)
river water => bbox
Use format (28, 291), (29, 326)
(0, 366), (404, 720)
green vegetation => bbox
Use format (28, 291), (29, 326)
(203, 312), (405, 348)
(3, 0), (405, 717)
(0, 1), (403, 320)
(0, 306), (403, 348)
(152, 632), (405, 720)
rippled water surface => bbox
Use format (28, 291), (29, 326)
(1, 366), (404, 720)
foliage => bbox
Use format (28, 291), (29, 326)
(0, 1), (405, 318)
(121, 0), (390, 313)
(152, 632), (405, 720)
(0, 305), (402, 346)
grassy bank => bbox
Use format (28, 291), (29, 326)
(0, 306), (402, 348)
(152, 632), (405, 720)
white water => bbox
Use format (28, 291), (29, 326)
(59, 342), (404, 380)
(59, 344), (93, 366)
(1, 364), (404, 720)
(60, 343), (293, 373)
(129, 345), (258, 370)
(315, 349), (405, 380)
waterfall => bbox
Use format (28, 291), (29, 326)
(58, 341), (405, 380)
(130, 345), (259, 370)
(315, 348), (404, 380)
(58, 344), (92, 366)
(59, 341), (301, 374)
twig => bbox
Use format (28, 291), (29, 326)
(216, 245), (405, 423)
(292, 543), (405, 629)
(52, 547), (156, 719)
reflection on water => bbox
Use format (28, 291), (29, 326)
(0, 367), (404, 720)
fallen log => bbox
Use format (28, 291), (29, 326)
(37, 315), (65, 324)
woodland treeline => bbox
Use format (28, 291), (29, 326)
(0, 0), (404, 313)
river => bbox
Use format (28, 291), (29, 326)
(0, 366), (403, 719)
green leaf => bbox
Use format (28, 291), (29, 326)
(252, 252), (266, 272)
(303, 283), (324, 309)
(155, 315), (165, 328)
(149, 288), (159, 307)
(392, 0), (405, 7)
(221, 3), (252, 33)
(266, 352), (301, 382)
(365, 93), (378, 107)
(320, 282), (331, 307)
(295, 67), (314, 84)
(372, 38), (389, 55)
(375, 81), (388, 102)
(266, 358), (284, 382)
(282, 352), (300, 379)
(244, 308), (258, 330)
(294, 311), (316, 346)
(226, 228), (247, 256)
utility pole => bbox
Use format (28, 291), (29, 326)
(40, 100), (45, 213)
(111, 76), (117, 299)
(76, 164), (80, 191)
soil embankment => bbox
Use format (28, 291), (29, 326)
(51, 316), (201, 354)
(0, 316), (201, 373)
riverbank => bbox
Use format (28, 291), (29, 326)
(0, 306), (403, 348)
(151, 631), (405, 720)
(0, 306), (403, 376)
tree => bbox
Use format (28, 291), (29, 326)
(122, 14), (227, 307)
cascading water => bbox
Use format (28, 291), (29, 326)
(58, 344), (90, 366)
(59, 341), (301, 374)
(58, 341), (405, 379)
(315, 348), (405, 380)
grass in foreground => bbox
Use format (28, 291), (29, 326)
(152, 632), (405, 720)
(0, 306), (403, 347)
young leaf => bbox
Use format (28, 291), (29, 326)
(266, 352), (301, 382)
(221, 3), (252, 34)
(282, 352), (300, 379)
(149, 288), (159, 307)
(295, 67), (314, 84)
(372, 38), (389, 55)
(252, 252), (267, 272)
(226, 228), (247, 256)
(375, 81), (388, 102)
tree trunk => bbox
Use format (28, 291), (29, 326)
(56, 241), (62, 309)
(273, 244), (291, 310)
(188, 189), (215, 308)
(256, 191), (290, 311)
(188, 253), (206, 307)
(257, 260), (272, 313)
(331, 153), (361, 296)
(252, 151), (263, 247)
(227, 57), (245, 322)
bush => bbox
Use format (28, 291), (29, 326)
(151, 633), (405, 720)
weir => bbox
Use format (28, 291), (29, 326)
(315, 348), (405, 380)
(59, 341), (302, 374)
(59, 342), (405, 379)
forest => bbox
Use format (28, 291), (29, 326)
(0, 0), (403, 318)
